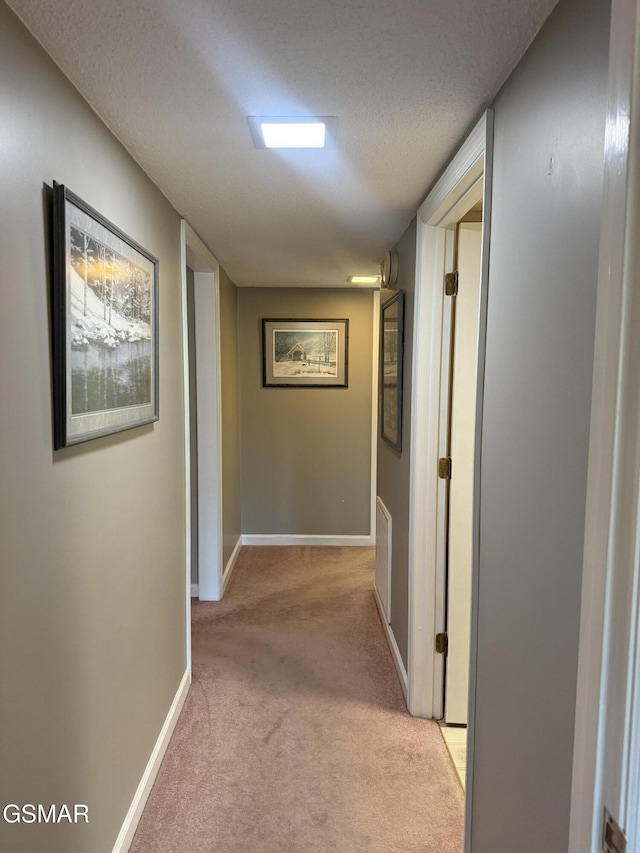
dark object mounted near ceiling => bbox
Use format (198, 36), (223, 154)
(380, 250), (398, 289)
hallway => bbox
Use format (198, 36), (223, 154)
(130, 547), (464, 852)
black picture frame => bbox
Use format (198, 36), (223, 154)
(380, 290), (404, 451)
(52, 182), (159, 448)
(262, 318), (349, 387)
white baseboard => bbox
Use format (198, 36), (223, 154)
(373, 586), (408, 700)
(111, 668), (191, 853)
(223, 536), (242, 592)
(190, 583), (198, 598)
(241, 534), (374, 547)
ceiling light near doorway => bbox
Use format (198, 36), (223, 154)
(248, 116), (337, 149)
(348, 275), (381, 285)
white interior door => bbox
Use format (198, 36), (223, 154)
(445, 221), (482, 725)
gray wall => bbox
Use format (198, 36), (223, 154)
(219, 267), (242, 564)
(0, 6), (186, 853)
(238, 288), (374, 536)
(471, 0), (610, 849)
(376, 219), (417, 667)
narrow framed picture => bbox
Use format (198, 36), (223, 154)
(262, 319), (349, 387)
(52, 182), (159, 448)
(380, 290), (404, 451)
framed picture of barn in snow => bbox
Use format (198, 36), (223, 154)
(262, 319), (349, 387)
(52, 182), (159, 448)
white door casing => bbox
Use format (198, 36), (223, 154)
(407, 111), (493, 720)
(180, 221), (224, 613)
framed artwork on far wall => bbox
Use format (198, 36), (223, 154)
(380, 289), (404, 451)
(52, 182), (159, 448)
(262, 318), (349, 387)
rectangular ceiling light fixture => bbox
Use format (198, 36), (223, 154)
(263, 121), (325, 148)
(248, 116), (337, 149)
(348, 275), (381, 285)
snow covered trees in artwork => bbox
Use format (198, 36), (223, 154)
(67, 232), (155, 412)
(322, 331), (335, 364)
(269, 328), (339, 378)
(69, 226), (152, 348)
(120, 265), (152, 325)
(70, 227), (97, 318)
(272, 329), (337, 367)
(53, 183), (159, 444)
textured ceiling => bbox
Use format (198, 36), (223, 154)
(8, 0), (558, 287)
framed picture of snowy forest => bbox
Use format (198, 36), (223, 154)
(262, 319), (349, 387)
(52, 182), (159, 448)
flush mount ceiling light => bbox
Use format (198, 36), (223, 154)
(248, 116), (337, 149)
(263, 122), (324, 148)
(348, 275), (381, 285)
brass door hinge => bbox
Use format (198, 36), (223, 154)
(438, 457), (452, 479)
(435, 633), (448, 655)
(445, 271), (458, 296)
(603, 809), (626, 853)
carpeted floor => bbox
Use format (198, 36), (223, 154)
(130, 546), (464, 853)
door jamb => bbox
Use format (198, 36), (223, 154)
(180, 221), (224, 642)
(407, 110), (493, 716)
(371, 290), (381, 546)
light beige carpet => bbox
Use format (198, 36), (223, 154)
(130, 546), (464, 852)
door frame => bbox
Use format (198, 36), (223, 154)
(180, 221), (224, 645)
(406, 113), (493, 846)
(569, 1), (640, 848)
(407, 110), (493, 718)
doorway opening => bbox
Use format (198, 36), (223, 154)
(406, 111), (493, 846)
(180, 222), (224, 669)
(438, 203), (483, 788)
